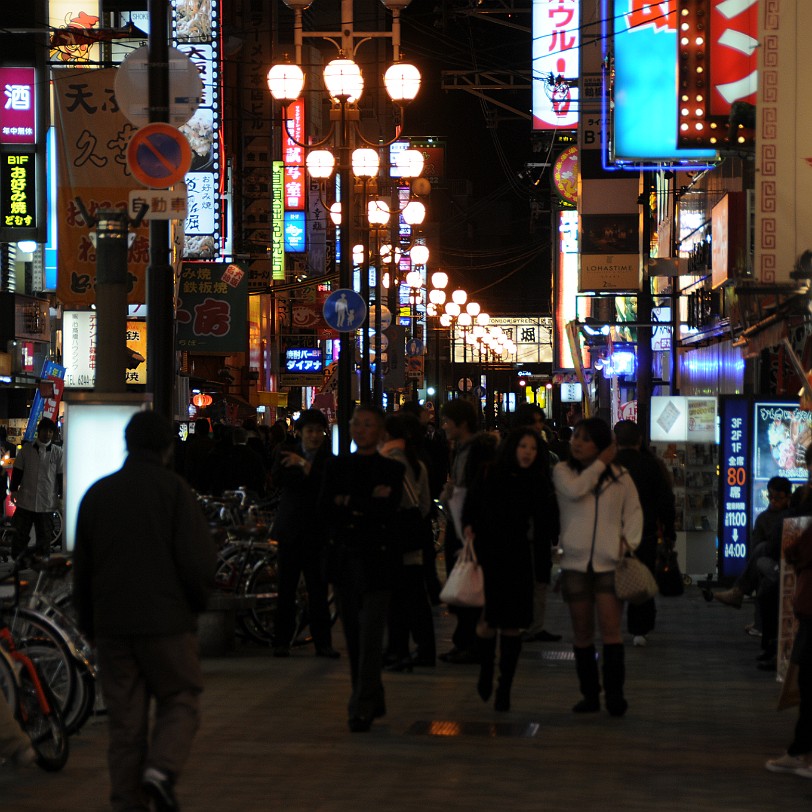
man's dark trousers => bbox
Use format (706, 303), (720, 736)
(95, 633), (203, 812)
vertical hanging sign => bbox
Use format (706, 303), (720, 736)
(0, 67), (36, 145)
(718, 396), (751, 579)
(532, 0), (580, 130)
(272, 160), (285, 281)
(283, 99), (305, 210)
(173, 0), (222, 259)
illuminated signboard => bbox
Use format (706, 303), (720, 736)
(532, 0), (580, 130)
(63, 311), (148, 387)
(283, 98), (305, 210)
(717, 397), (812, 579)
(0, 67), (36, 145)
(173, 0), (222, 259)
(284, 347), (323, 374)
(677, 0), (758, 148)
(554, 209), (590, 370)
(719, 396), (750, 578)
(609, 0), (717, 164)
(284, 210), (306, 252)
(650, 395), (717, 443)
(1, 153), (35, 230)
(272, 160), (285, 281)
(176, 262), (248, 353)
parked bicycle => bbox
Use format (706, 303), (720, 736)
(200, 489), (337, 647)
(0, 569), (69, 771)
(0, 545), (97, 736)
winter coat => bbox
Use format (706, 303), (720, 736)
(553, 459), (643, 574)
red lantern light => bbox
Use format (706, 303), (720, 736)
(192, 393), (212, 408)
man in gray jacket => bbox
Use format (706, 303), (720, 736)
(73, 411), (217, 812)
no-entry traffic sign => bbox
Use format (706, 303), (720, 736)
(127, 123), (192, 189)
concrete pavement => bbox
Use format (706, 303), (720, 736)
(2, 587), (811, 811)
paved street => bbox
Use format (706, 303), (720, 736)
(2, 587), (811, 811)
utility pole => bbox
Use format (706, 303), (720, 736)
(147, 0), (174, 420)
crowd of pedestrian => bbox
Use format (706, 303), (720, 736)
(3, 401), (812, 806)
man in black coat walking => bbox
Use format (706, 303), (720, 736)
(73, 411), (217, 812)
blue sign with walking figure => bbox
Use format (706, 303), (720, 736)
(323, 289), (367, 333)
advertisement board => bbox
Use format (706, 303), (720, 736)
(176, 262), (248, 352)
(717, 397), (812, 579)
(532, 0), (580, 130)
(0, 67), (37, 145)
(650, 396), (717, 443)
(609, 0), (717, 164)
(63, 312), (147, 387)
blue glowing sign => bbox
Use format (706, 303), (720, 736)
(284, 210), (306, 252)
(609, 0), (716, 164)
(284, 347), (323, 374)
(719, 396), (751, 579)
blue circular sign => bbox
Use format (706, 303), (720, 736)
(323, 289), (367, 333)
(406, 337), (424, 357)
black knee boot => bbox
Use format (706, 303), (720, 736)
(476, 635), (497, 701)
(602, 643), (628, 717)
(494, 635), (522, 712)
(573, 645), (601, 713)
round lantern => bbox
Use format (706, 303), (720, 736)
(192, 393), (213, 408)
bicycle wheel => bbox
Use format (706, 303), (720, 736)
(8, 609), (77, 722)
(240, 556), (279, 645)
(0, 646), (17, 708)
(24, 641), (94, 736)
(17, 667), (69, 771)
(49, 510), (63, 552)
(64, 669), (96, 736)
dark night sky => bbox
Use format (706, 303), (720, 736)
(397, 1), (551, 316)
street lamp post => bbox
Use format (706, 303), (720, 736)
(428, 270), (448, 416)
(267, 4), (421, 452)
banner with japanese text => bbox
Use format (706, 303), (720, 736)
(53, 68), (148, 307)
(176, 261), (248, 353)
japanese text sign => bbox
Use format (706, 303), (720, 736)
(283, 99), (305, 210)
(532, 0), (580, 130)
(176, 261), (248, 352)
(1, 154), (35, 231)
(0, 68), (36, 145)
(284, 347), (323, 374)
(52, 67), (149, 307)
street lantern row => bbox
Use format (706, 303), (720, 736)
(267, 21), (424, 449)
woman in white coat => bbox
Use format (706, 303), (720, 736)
(553, 417), (643, 716)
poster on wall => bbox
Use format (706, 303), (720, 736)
(752, 401), (811, 482)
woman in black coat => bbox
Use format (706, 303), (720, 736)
(462, 427), (556, 711)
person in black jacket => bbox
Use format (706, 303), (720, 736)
(270, 409), (337, 658)
(613, 420), (677, 647)
(463, 428), (556, 712)
(73, 411), (217, 812)
(321, 405), (403, 732)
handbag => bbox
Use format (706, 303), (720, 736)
(655, 544), (685, 597)
(439, 535), (484, 608)
(614, 538), (658, 605)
